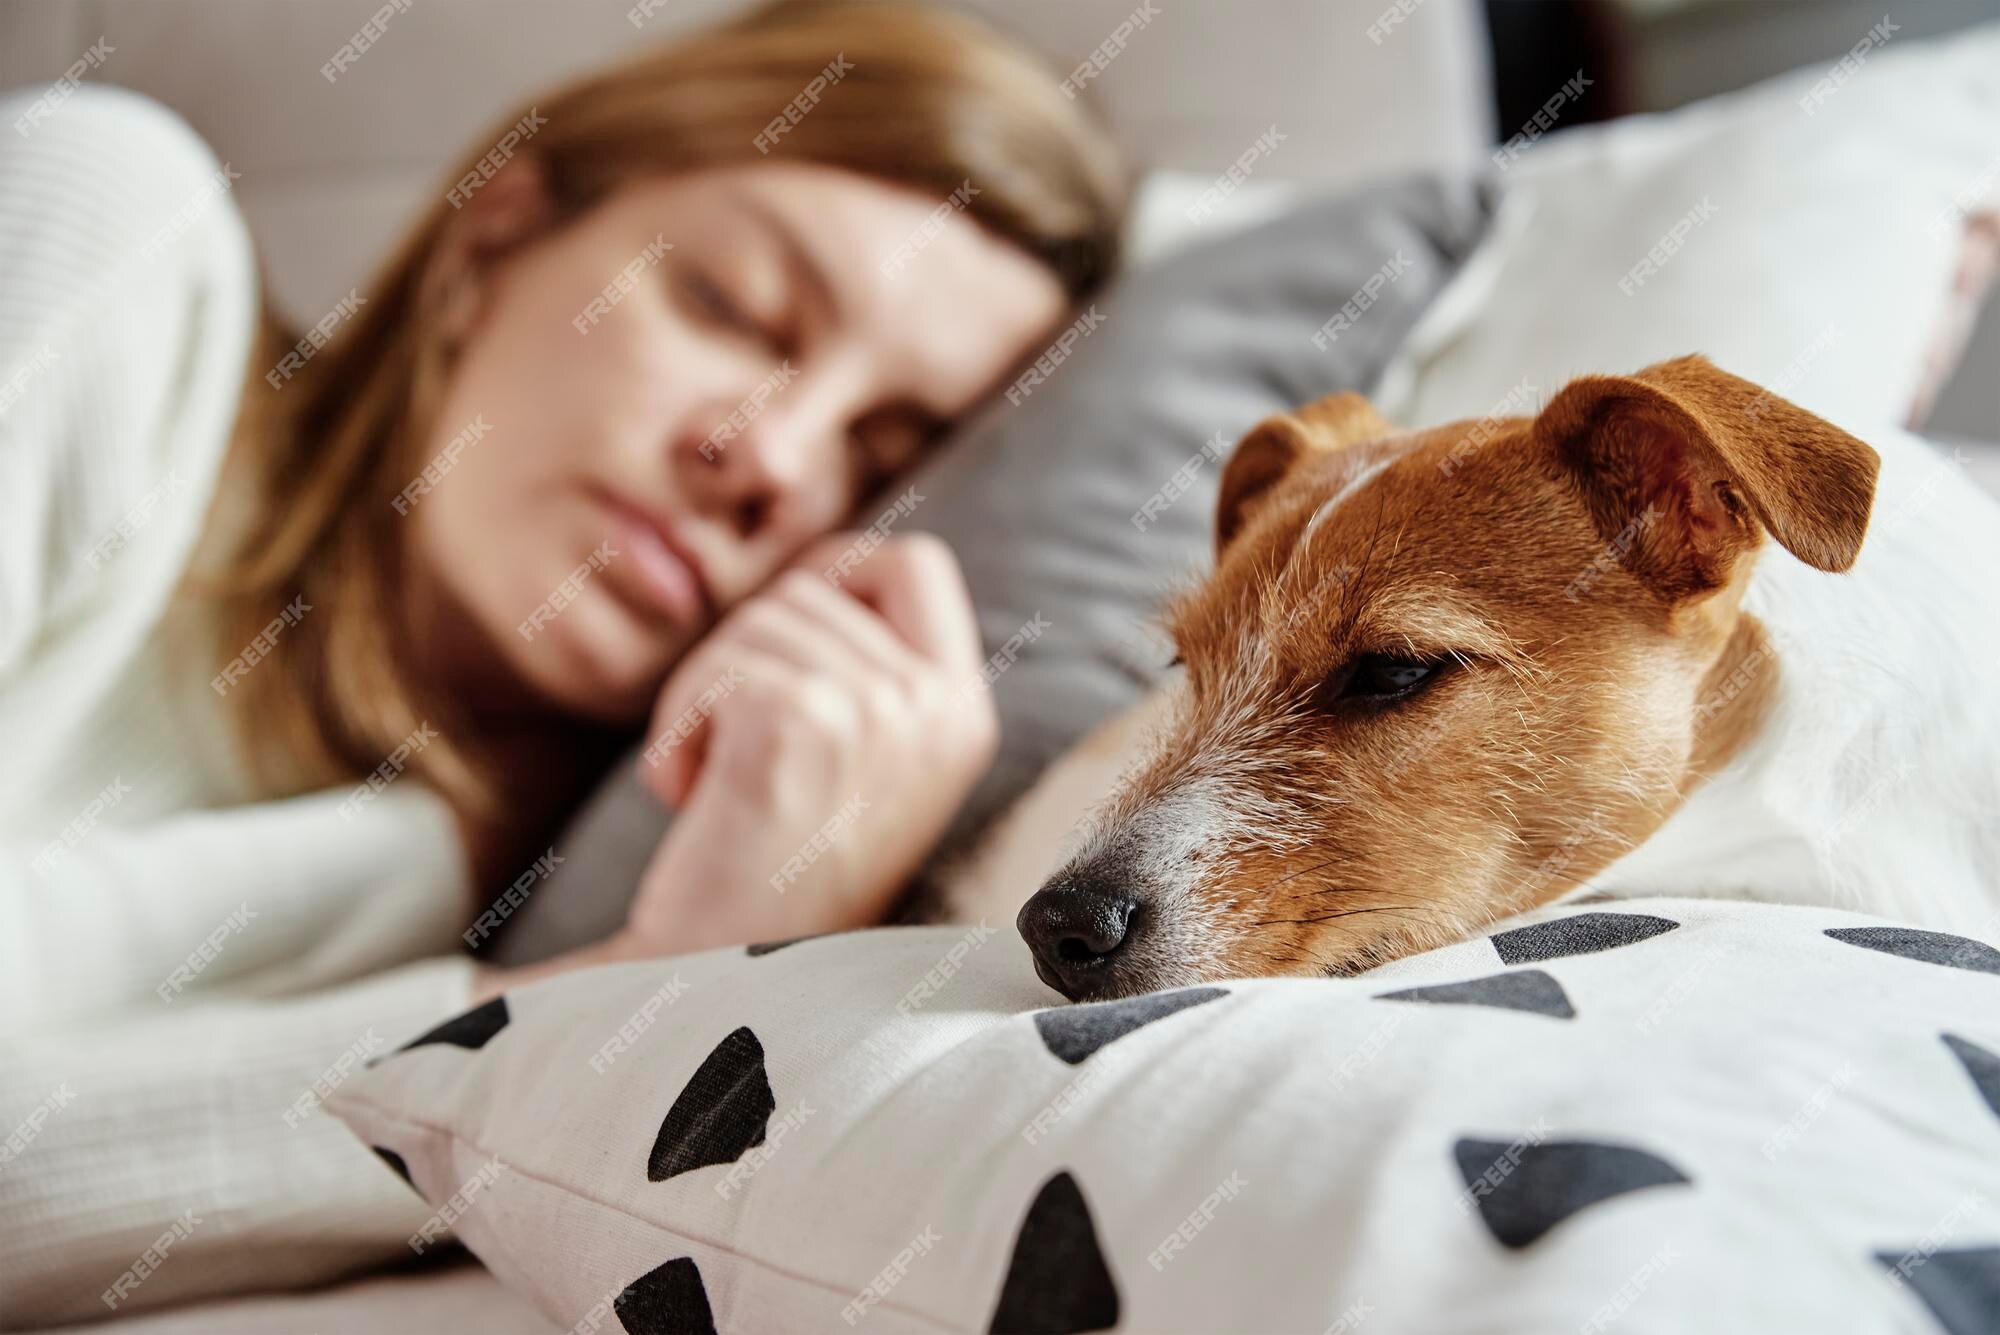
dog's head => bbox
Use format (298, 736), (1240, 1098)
(1020, 355), (1880, 1000)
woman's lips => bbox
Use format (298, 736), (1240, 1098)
(598, 493), (713, 629)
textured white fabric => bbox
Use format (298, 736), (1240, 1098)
(22, 1259), (554, 1335)
(0, 87), (476, 1327)
(1373, 20), (2000, 440)
(332, 900), (2000, 1334)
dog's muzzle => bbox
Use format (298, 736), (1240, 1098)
(1017, 874), (1142, 1001)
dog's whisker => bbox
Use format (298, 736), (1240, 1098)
(1247, 903), (1430, 929)
(1302, 883), (1371, 897)
(1256, 852), (1344, 892)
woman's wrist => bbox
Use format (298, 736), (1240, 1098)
(469, 930), (648, 1002)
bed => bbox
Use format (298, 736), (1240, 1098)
(6, 2), (1999, 1330)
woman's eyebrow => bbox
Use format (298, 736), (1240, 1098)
(725, 187), (960, 421)
(728, 191), (839, 324)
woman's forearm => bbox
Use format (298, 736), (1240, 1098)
(0, 785), (468, 1038)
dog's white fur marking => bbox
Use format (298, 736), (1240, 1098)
(1598, 425), (2000, 934)
(1277, 456), (1388, 604)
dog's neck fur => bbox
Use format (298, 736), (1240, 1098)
(1598, 426), (2000, 934)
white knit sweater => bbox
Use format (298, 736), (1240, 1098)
(0, 87), (478, 1327)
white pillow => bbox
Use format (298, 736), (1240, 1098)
(1122, 170), (1303, 266)
(1374, 20), (2000, 439)
(330, 899), (2000, 1334)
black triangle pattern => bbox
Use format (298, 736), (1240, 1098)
(988, 1171), (1120, 1334)
(1378, 969), (1575, 1019)
(1490, 912), (1680, 964)
(746, 933), (831, 957)
(392, 995), (511, 1056)
(1824, 927), (2000, 977)
(613, 1256), (718, 1335)
(372, 1147), (420, 1195)
(1873, 1247), (2000, 1335)
(1452, 1137), (1691, 1248)
(648, 1026), (776, 1183)
(1033, 987), (1228, 1065)
(1943, 1034), (2000, 1123)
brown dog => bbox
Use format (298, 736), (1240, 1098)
(942, 354), (1979, 1001)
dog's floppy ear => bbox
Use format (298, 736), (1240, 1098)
(1534, 355), (1880, 600)
(1216, 392), (1394, 555)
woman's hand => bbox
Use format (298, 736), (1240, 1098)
(618, 531), (998, 954)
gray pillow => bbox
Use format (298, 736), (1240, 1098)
(487, 175), (1493, 966)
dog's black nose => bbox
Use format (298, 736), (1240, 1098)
(1017, 881), (1140, 1000)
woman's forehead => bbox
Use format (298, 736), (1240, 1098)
(637, 164), (1068, 413)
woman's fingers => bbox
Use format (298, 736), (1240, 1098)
(637, 643), (787, 809)
(765, 569), (923, 685)
(640, 533), (986, 811)
(795, 531), (984, 675)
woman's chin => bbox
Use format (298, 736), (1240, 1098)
(511, 601), (680, 728)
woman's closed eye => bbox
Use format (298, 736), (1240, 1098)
(674, 265), (791, 356)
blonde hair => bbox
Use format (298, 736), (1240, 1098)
(195, 0), (1128, 824)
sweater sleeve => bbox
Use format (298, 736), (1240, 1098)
(0, 83), (253, 675)
(0, 781), (475, 1037)
(0, 87), (493, 1325)
(0, 957), (477, 1328)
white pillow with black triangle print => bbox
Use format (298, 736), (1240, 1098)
(328, 898), (2000, 1334)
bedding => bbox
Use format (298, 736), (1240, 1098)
(1375, 19), (2000, 438)
(491, 174), (1495, 964)
(331, 898), (2000, 1333)
(25, 1259), (553, 1335)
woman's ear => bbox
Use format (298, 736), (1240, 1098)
(425, 154), (558, 348)
(1214, 392), (1394, 556)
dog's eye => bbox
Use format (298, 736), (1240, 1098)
(1337, 653), (1445, 704)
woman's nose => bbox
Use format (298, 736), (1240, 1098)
(675, 399), (828, 539)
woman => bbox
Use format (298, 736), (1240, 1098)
(0, 0), (1124, 1320)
